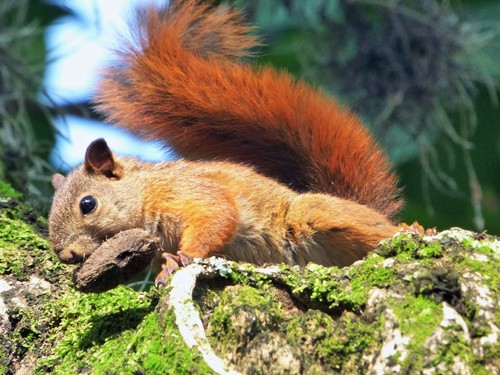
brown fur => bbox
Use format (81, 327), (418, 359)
(49, 141), (397, 268)
(95, 0), (402, 218)
(49, 0), (401, 276)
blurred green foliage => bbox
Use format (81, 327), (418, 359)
(400, 88), (500, 233)
(0, 0), (69, 210)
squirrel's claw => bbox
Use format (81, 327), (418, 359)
(398, 222), (437, 236)
(154, 251), (195, 288)
(177, 251), (194, 267)
(154, 253), (180, 288)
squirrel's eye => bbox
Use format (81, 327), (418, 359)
(80, 196), (97, 216)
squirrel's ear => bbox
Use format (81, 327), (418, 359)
(85, 138), (123, 179)
(52, 173), (66, 190)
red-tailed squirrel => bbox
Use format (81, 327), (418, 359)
(48, 0), (402, 286)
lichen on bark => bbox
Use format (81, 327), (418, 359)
(1, 182), (498, 374)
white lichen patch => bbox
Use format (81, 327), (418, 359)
(427, 228), (500, 255)
(200, 256), (232, 277)
(483, 239), (500, 254)
(0, 296), (7, 322)
(461, 272), (499, 351)
(468, 237), (500, 254)
(366, 288), (399, 308)
(0, 278), (11, 323)
(369, 308), (410, 374)
(469, 253), (490, 262)
(423, 302), (471, 373)
(0, 279), (12, 293)
(29, 275), (51, 294)
(168, 263), (240, 375)
(432, 228), (475, 243)
(11, 296), (27, 309)
(441, 303), (469, 338)
(381, 258), (395, 268)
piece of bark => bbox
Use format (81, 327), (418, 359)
(73, 228), (160, 293)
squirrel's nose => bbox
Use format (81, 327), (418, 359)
(56, 248), (84, 264)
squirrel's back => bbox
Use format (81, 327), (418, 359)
(95, 0), (402, 218)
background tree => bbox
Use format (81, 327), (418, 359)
(0, 0), (71, 209)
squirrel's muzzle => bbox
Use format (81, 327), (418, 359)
(53, 234), (99, 264)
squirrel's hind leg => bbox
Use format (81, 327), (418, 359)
(285, 193), (398, 267)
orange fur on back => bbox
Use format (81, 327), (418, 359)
(95, 0), (402, 218)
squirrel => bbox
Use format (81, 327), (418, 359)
(48, 0), (402, 287)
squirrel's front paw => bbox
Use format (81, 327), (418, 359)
(154, 251), (194, 288)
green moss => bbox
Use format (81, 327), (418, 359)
(0, 185), (65, 282)
(443, 233), (500, 335)
(281, 254), (396, 311)
(377, 233), (421, 260)
(391, 295), (442, 369)
(482, 342), (500, 375)
(434, 334), (490, 375)
(35, 286), (211, 374)
(394, 295), (442, 347)
(379, 230), (498, 371)
(0, 185), (70, 372)
(458, 253), (500, 367)
(0, 181), (22, 199)
(35, 286), (154, 372)
(378, 232), (445, 260)
(8, 305), (41, 358)
(207, 284), (281, 355)
(281, 263), (341, 299)
(345, 254), (397, 305)
(0, 344), (7, 375)
(228, 262), (273, 287)
(459, 254), (499, 298)
(285, 309), (377, 371)
(0, 209), (64, 281)
(90, 311), (211, 374)
(418, 243), (446, 258)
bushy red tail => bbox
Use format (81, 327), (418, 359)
(95, 0), (402, 218)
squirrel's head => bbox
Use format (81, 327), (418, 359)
(48, 138), (144, 264)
